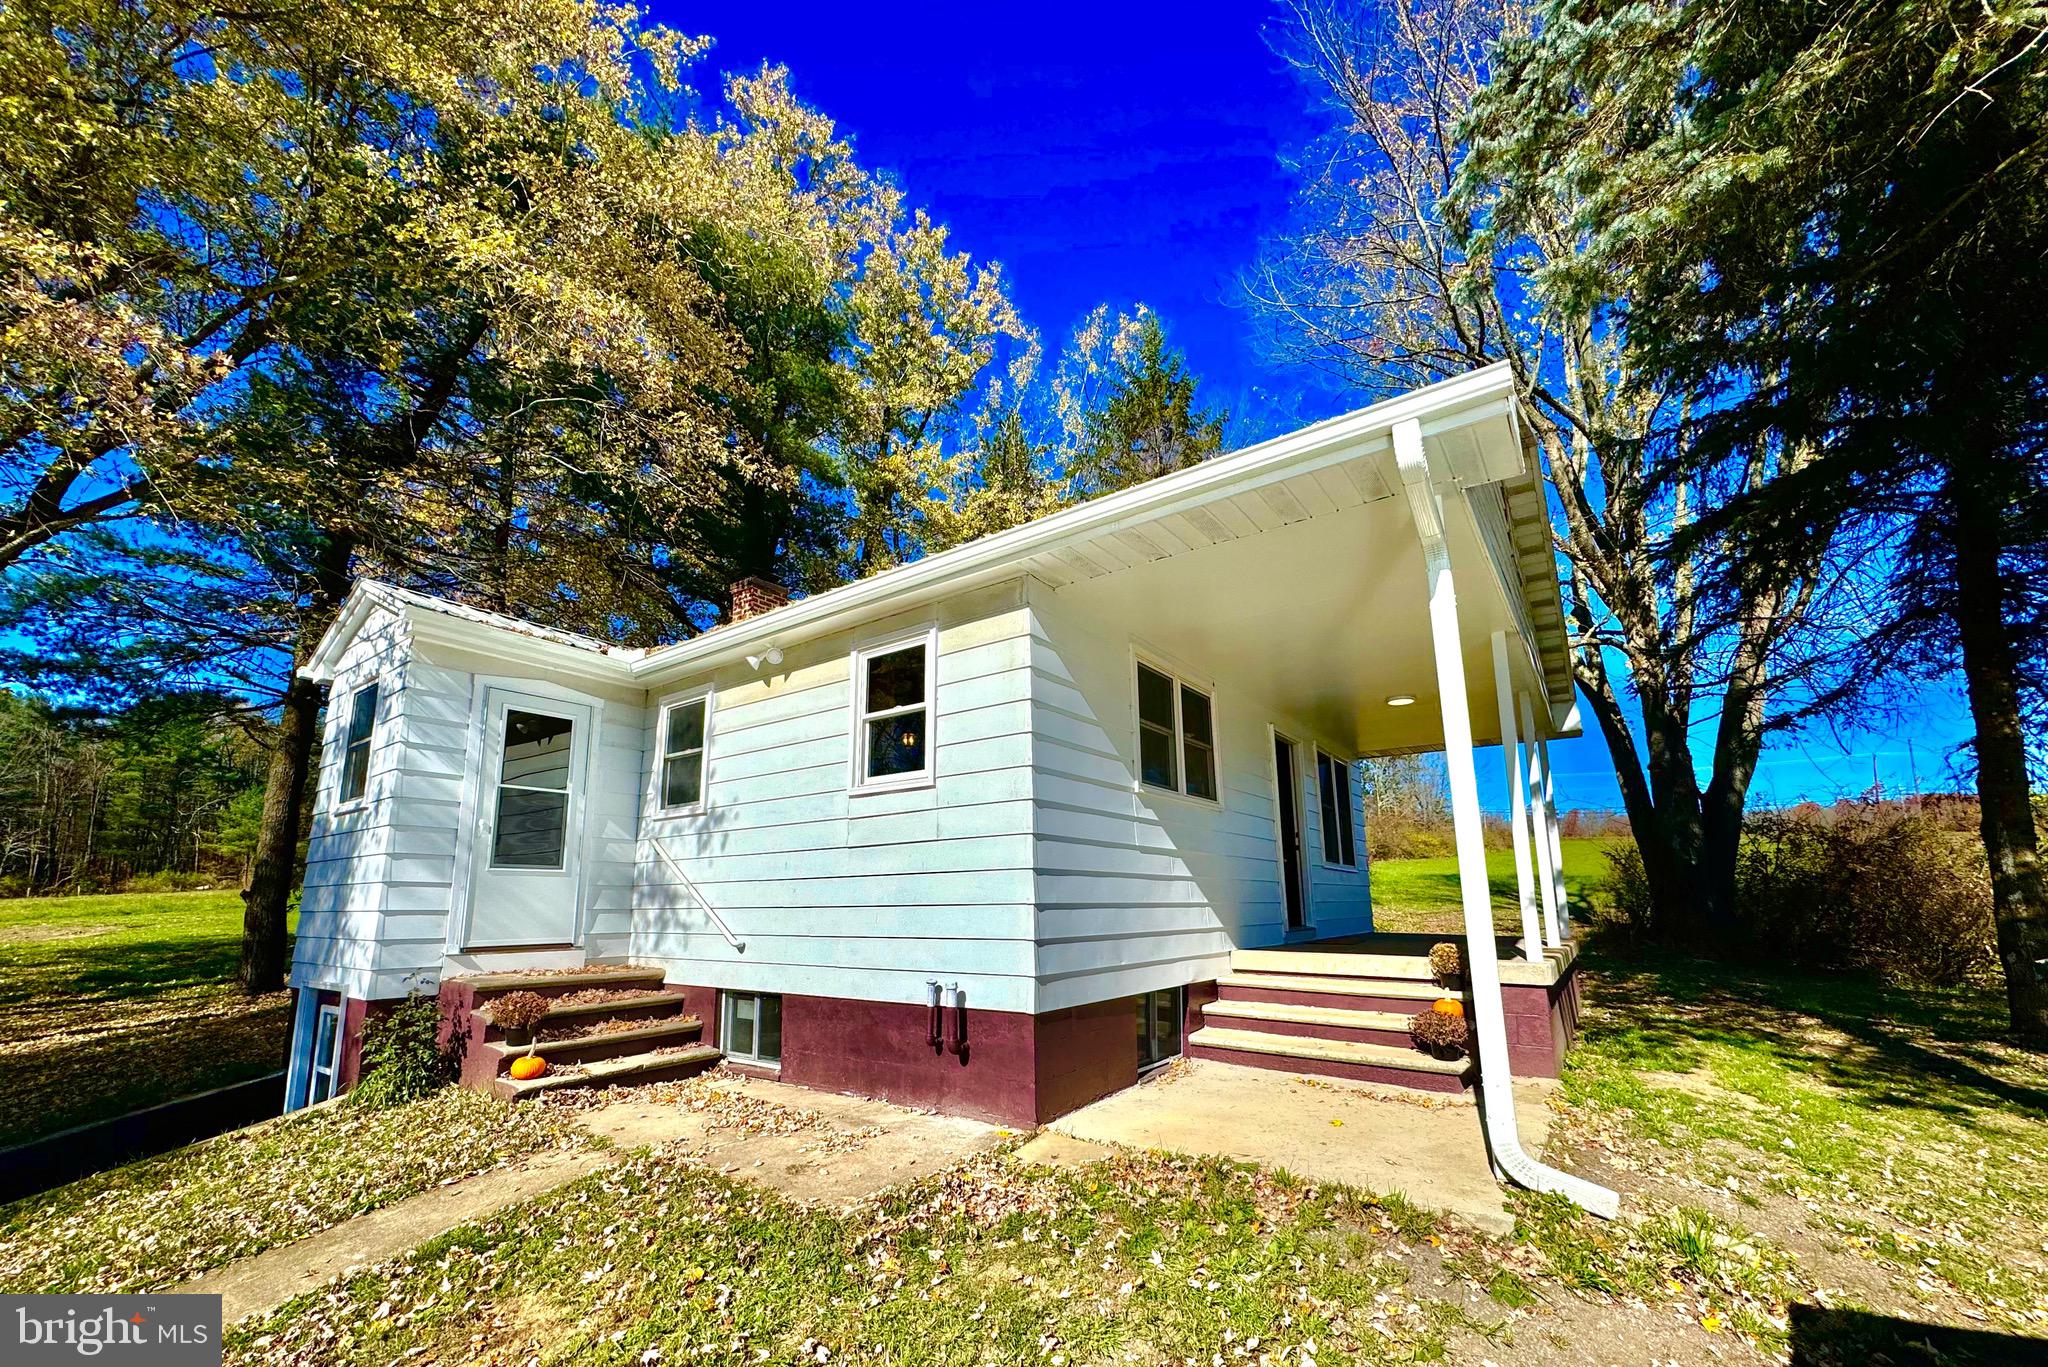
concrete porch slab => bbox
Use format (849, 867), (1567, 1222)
(1037, 1057), (1556, 1234)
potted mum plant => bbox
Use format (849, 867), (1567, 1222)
(489, 990), (553, 1080)
(1408, 1007), (1471, 1061)
(1428, 941), (1464, 991)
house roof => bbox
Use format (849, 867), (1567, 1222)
(302, 364), (1576, 730)
(303, 580), (638, 684)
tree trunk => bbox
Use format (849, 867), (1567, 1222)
(238, 670), (321, 995)
(238, 536), (355, 995)
(1951, 485), (2048, 1042)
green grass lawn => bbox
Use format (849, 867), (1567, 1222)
(0, 890), (295, 1147)
(1370, 836), (1623, 936)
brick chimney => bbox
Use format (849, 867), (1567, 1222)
(729, 576), (791, 623)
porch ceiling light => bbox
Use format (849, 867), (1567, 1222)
(1385, 693), (1417, 707)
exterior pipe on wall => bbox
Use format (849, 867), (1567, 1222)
(926, 979), (944, 1051)
(947, 983), (968, 1058)
(1396, 418), (1619, 1220)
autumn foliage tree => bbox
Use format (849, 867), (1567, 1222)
(1464, 0), (2048, 1038)
(1251, 0), (1854, 944)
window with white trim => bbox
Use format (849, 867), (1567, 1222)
(1136, 661), (1217, 802)
(1317, 750), (1357, 867)
(659, 696), (709, 810)
(338, 681), (380, 804)
(1137, 986), (1183, 1071)
(309, 1003), (342, 1103)
(722, 991), (782, 1065)
(852, 634), (933, 788)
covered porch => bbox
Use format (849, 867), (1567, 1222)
(1004, 361), (1615, 1214)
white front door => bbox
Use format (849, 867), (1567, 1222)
(467, 689), (592, 948)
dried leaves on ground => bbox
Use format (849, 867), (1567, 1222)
(0, 1088), (581, 1294)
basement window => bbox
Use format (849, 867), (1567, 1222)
(723, 991), (782, 1066)
(1317, 750), (1357, 867)
(1138, 987), (1183, 1071)
(1136, 661), (1217, 802)
(309, 1004), (342, 1104)
(338, 681), (380, 804)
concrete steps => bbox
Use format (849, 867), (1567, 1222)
(440, 965), (723, 1098)
(1187, 1027), (1473, 1092)
(492, 1044), (723, 1100)
(1189, 945), (1473, 1092)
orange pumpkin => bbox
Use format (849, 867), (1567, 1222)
(508, 1055), (549, 1081)
(1432, 997), (1465, 1017)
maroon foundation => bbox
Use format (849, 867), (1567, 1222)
(1498, 973), (1580, 1078)
(771, 993), (1141, 1128)
(309, 989), (380, 1093)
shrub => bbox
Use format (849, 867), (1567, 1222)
(1602, 843), (1655, 938)
(1409, 1009), (1470, 1057)
(1734, 804), (1995, 986)
(488, 990), (553, 1038)
(351, 995), (458, 1109)
(1597, 802), (1997, 987)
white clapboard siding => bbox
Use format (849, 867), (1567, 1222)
(1024, 583), (1372, 1012)
(291, 606), (412, 1000)
(635, 580), (1041, 1012)
(293, 618), (653, 1000)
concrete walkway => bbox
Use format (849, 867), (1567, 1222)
(178, 1077), (1005, 1324)
(177, 1146), (610, 1323)
(1025, 1058), (1555, 1233)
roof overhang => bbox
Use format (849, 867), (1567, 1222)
(301, 365), (1578, 745)
(302, 581), (638, 686)
(633, 363), (1575, 736)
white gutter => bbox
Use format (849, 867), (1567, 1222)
(1396, 417), (1620, 1220)
(626, 363), (1522, 686)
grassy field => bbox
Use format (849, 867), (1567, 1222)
(0, 890), (294, 1147)
(2, 855), (2043, 1362)
(1369, 837), (1623, 936)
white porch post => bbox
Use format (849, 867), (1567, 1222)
(1537, 734), (1571, 932)
(1520, 693), (1563, 947)
(1395, 416), (1618, 1217)
(1491, 632), (1542, 963)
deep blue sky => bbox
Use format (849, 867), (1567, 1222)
(666, 2), (1977, 813)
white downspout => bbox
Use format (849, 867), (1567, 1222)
(1520, 693), (1564, 948)
(1491, 632), (1543, 964)
(1396, 419), (1619, 1219)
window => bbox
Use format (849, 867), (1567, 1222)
(338, 682), (380, 804)
(723, 991), (782, 1065)
(1138, 986), (1183, 1071)
(659, 696), (708, 810)
(491, 708), (575, 869)
(1135, 661), (1217, 802)
(853, 635), (932, 788)
(309, 1004), (342, 1104)
(1317, 750), (1356, 867)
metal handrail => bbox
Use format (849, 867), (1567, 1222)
(651, 840), (745, 952)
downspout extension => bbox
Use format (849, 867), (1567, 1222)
(1395, 418), (1620, 1221)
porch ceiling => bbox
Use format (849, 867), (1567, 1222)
(1033, 450), (1551, 756)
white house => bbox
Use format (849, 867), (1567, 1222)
(281, 364), (1601, 1206)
